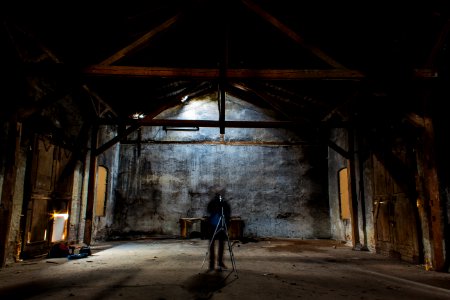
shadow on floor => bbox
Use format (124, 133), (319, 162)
(184, 270), (238, 299)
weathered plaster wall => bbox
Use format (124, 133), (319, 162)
(93, 125), (121, 240)
(107, 94), (330, 239)
(327, 128), (351, 243)
(327, 128), (375, 249)
(113, 143), (329, 238)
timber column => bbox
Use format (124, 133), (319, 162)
(0, 119), (22, 267)
(83, 123), (98, 245)
(422, 115), (446, 271)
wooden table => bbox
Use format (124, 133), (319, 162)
(179, 217), (244, 240)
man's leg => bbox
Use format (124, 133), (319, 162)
(218, 238), (226, 268)
(209, 239), (215, 270)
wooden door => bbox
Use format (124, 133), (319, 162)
(21, 136), (73, 258)
(372, 148), (420, 263)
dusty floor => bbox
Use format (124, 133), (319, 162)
(1, 238), (450, 300)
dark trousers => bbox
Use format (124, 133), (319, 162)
(209, 230), (226, 268)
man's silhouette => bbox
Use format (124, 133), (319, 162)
(207, 193), (231, 271)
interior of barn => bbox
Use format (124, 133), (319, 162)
(1, 0), (450, 281)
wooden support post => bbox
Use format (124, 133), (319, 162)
(0, 120), (22, 267)
(219, 0), (228, 135)
(414, 141), (432, 269)
(219, 84), (226, 135)
(422, 116), (446, 271)
(83, 123), (98, 245)
(356, 131), (368, 249)
(348, 128), (362, 249)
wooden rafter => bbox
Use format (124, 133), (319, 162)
(328, 140), (350, 159)
(229, 82), (294, 121)
(403, 112), (425, 128)
(412, 18), (450, 78)
(241, 0), (347, 69)
(426, 18), (450, 68)
(99, 13), (182, 66)
(94, 96), (183, 156)
(82, 85), (118, 118)
(265, 82), (329, 107)
(5, 22), (120, 119)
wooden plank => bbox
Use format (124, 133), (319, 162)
(99, 13), (182, 66)
(241, 0), (346, 69)
(84, 65), (365, 79)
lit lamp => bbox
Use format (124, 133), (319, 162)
(163, 126), (199, 131)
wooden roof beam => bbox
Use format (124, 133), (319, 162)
(98, 118), (350, 129)
(84, 65), (365, 80)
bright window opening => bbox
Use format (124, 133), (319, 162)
(96, 166), (108, 217)
(51, 213), (68, 242)
(338, 168), (351, 220)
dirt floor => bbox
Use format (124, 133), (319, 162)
(1, 238), (450, 300)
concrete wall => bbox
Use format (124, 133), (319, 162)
(106, 94), (330, 239)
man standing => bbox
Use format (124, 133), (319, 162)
(207, 193), (231, 271)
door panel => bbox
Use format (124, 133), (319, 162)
(28, 198), (49, 243)
(21, 135), (73, 258)
(392, 194), (420, 262)
(372, 147), (420, 263)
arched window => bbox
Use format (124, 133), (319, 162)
(338, 168), (351, 220)
(95, 166), (108, 217)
